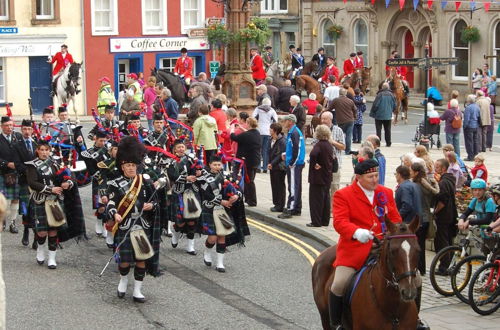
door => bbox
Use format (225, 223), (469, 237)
(117, 59), (130, 92)
(403, 30), (414, 88)
(29, 56), (52, 114)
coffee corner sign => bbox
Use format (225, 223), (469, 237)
(109, 37), (210, 53)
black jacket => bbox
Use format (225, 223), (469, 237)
(435, 173), (458, 224)
(268, 135), (286, 171)
(13, 138), (38, 185)
(277, 86), (298, 112)
(0, 132), (22, 175)
(308, 140), (333, 186)
(230, 129), (262, 169)
(292, 104), (306, 131)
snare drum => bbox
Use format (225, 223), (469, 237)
(71, 160), (92, 187)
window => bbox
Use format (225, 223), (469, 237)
(354, 19), (368, 65)
(142, 0), (166, 35)
(452, 20), (468, 80)
(36, 0), (54, 19)
(181, 0), (205, 33)
(0, 0), (8, 20)
(159, 57), (197, 75)
(321, 19), (336, 59)
(261, 0), (288, 14)
(0, 58), (5, 103)
(286, 32), (295, 49)
(495, 22), (500, 79)
(91, 0), (118, 35)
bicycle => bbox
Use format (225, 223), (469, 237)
(450, 227), (500, 304)
(429, 225), (482, 296)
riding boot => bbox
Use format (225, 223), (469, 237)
(329, 292), (343, 329)
(415, 287), (430, 330)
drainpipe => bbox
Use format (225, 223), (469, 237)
(80, 0), (87, 116)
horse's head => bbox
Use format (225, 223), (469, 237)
(381, 216), (421, 301)
(360, 67), (371, 93)
(68, 62), (82, 83)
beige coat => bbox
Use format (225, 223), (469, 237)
(476, 96), (492, 126)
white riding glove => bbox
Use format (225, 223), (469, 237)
(174, 72), (179, 76)
(353, 228), (374, 243)
(180, 74), (184, 78)
(318, 78), (323, 83)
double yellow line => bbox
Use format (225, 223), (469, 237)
(247, 218), (321, 266)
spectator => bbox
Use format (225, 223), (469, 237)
(253, 97), (278, 173)
(209, 99), (227, 145)
(290, 95), (306, 132)
(278, 114), (306, 219)
(216, 94), (229, 112)
(445, 151), (465, 190)
(486, 98), (495, 152)
(120, 90), (141, 122)
(352, 89), (366, 144)
(426, 86), (443, 106)
(370, 82), (396, 147)
(463, 94), (481, 161)
(256, 84), (271, 106)
(307, 125), (334, 227)
(230, 112), (249, 158)
(268, 123), (287, 213)
(220, 108), (238, 162)
(472, 68), (483, 92)
(476, 90), (491, 153)
(197, 72), (209, 84)
(328, 88), (357, 154)
(395, 165), (422, 226)
(154, 87), (179, 120)
(401, 152), (417, 168)
(342, 83), (355, 100)
(323, 76), (340, 107)
(264, 77), (279, 108)
(447, 90), (459, 109)
(366, 135), (386, 185)
(487, 75), (497, 107)
(187, 86), (207, 125)
(441, 144), (470, 185)
(414, 145), (434, 179)
(277, 80), (298, 112)
(457, 178), (496, 231)
(433, 158), (458, 275)
(192, 104), (218, 160)
(230, 117), (261, 207)
(440, 98), (462, 157)
(410, 162), (439, 275)
(211, 76), (222, 98)
(303, 93), (320, 115)
(471, 154), (488, 182)
(143, 76), (157, 130)
(320, 111), (345, 197)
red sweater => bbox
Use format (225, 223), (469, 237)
(302, 99), (320, 115)
(471, 164), (488, 182)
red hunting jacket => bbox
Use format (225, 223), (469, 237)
(51, 52), (74, 76)
(355, 57), (364, 69)
(251, 54), (267, 80)
(174, 56), (194, 79)
(321, 65), (340, 85)
(333, 181), (402, 269)
(343, 59), (355, 76)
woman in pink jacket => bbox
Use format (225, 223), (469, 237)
(143, 76), (158, 130)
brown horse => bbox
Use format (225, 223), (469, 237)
(386, 68), (409, 125)
(312, 217), (420, 330)
(285, 60), (319, 79)
(342, 67), (372, 94)
(295, 75), (324, 104)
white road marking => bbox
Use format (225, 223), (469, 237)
(401, 240), (412, 285)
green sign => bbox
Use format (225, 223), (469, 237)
(209, 61), (220, 73)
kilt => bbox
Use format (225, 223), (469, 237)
(0, 175), (20, 200)
(200, 209), (216, 236)
(114, 224), (153, 264)
(19, 184), (30, 216)
(31, 201), (58, 232)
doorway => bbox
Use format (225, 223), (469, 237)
(403, 30), (414, 88)
(29, 56), (52, 114)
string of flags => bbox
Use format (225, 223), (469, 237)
(340, 0), (497, 12)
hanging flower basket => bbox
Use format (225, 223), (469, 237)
(207, 23), (233, 49)
(234, 17), (272, 49)
(460, 26), (480, 44)
(327, 24), (344, 40)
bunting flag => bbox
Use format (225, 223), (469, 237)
(413, 0), (419, 10)
(371, 0), (376, 5)
(470, 1), (476, 10)
(427, 0), (433, 9)
(399, 0), (405, 9)
(485, 2), (491, 11)
(455, 1), (461, 11)
(441, 1), (448, 9)
(385, 0), (391, 8)
(343, 0), (347, 3)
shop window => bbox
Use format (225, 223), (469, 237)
(354, 19), (368, 65)
(159, 57), (197, 75)
(91, 0), (118, 35)
(31, 0), (60, 25)
(452, 20), (468, 80)
(321, 19), (336, 59)
(0, 58), (5, 103)
(261, 0), (287, 14)
(142, 0), (167, 35)
(494, 22), (500, 79)
(181, 0), (205, 34)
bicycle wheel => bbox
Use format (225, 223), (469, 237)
(451, 255), (487, 304)
(430, 245), (467, 296)
(468, 262), (500, 315)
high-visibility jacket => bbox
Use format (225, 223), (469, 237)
(97, 84), (117, 114)
(129, 81), (143, 103)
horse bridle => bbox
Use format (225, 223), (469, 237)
(384, 234), (418, 287)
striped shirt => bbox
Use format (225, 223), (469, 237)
(312, 124), (345, 167)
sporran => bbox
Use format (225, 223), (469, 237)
(130, 224), (154, 260)
(45, 199), (67, 228)
(213, 206), (235, 236)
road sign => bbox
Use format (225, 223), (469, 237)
(209, 61), (220, 79)
(0, 27), (18, 34)
(418, 57), (459, 69)
(385, 58), (422, 67)
(188, 28), (208, 38)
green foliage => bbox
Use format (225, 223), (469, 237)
(234, 17), (272, 49)
(460, 26), (480, 44)
(327, 24), (344, 40)
(207, 23), (232, 49)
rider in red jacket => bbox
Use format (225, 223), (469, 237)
(250, 48), (267, 83)
(174, 47), (194, 86)
(50, 44), (74, 77)
(319, 56), (340, 85)
(342, 53), (357, 77)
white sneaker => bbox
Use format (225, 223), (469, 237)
(95, 221), (103, 236)
(215, 253), (225, 273)
(36, 243), (46, 265)
(133, 280), (145, 303)
(171, 230), (179, 248)
(186, 239), (196, 255)
(203, 249), (212, 266)
(47, 250), (57, 269)
(117, 275), (128, 298)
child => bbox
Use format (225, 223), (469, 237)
(471, 153), (488, 182)
(352, 88), (366, 144)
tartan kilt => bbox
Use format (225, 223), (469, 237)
(0, 175), (20, 200)
(31, 201), (58, 232)
(114, 226), (153, 264)
(199, 208), (216, 236)
(18, 184), (30, 216)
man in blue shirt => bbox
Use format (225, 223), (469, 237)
(463, 94), (481, 161)
(395, 165), (423, 223)
(279, 114), (306, 219)
(367, 135), (386, 185)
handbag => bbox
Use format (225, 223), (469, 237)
(183, 189), (201, 219)
(4, 172), (16, 186)
(45, 199), (67, 228)
(332, 156), (339, 173)
(213, 206), (235, 236)
(426, 216), (437, 240)
(130, 225), (154, 260)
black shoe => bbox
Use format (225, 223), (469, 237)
(306, 223), (321, 227)
(37, 259), (44, 265)
(246, 203), (257, 207)
(289, 210), (301, 216)
(416, 319), (430, 330)
(106, 243), (114, 249)
(48, 264), (57, 270)
(465, 157), (474, 161)
(270, 207), (283, 212)
(22, 228), (29, 246)
(278, 212), (292, 219)
(256, 169), (262, 173)
(262, 170), (267, 174)
(386, 143), (392, 147)
(32, 240), (38, 250)
(216, 267), (226, 273)
(329, 292), (343, 329)
(186, 250), (197, 256)
(117, 290), (125, 299)
(133, 296), (145, 303)
(9, 222), (18, 234)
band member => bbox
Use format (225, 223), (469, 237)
(106, 137), (160, 301)
(14, 120), (38, 247)
(329, 159), (402, 328)
(48, 44), (74, 93)
(0, 116), (23, 233)
(291, 47), (305, 79)
(39, 107), (56, 138)
(174, 48), (194, 87)
(250, 48), (266, 84)
(144, 113), (168, 149)
(198, 156), (240, 272)
(262, 46), (274, 70)
(319, 57), (340, 86)
(97, 76), (117, 116)
(343, 53), (357, 78)
(355, 51), (364, 69)
(25, 141), (77, 269)
(124, 114), (148, 139)
(56, 105), (85, 154)
(88, 104), (120, 140)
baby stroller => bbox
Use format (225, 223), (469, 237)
(412, 117), (441, 149)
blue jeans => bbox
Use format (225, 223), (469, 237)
(353, 124), (362, 143)
(339, 121), (354, 154)
(260, 135), (270, 170)
(445, 133), (460, 157)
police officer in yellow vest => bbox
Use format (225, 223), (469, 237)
(126, 73), (143, 104)
(97, 76), (117, 116)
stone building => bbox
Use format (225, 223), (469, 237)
(302, 1), (500, 97)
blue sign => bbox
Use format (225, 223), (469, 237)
(0, 27), (18, 34)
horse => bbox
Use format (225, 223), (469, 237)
(295, 75), (324, 105)
(151, 68), (189, 108)
(53, 62), (83, 121)
(285, 60), (318, 81)
(312, 216), (420, 330)
(385, 68), (409, 125)
(266, 61), (286, 88)
(342, 67), (372, 94)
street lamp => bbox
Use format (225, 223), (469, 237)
(420, 42), (430, 150)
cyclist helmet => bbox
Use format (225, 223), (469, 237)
(489, 183), (500, 196)
(470, 178), (487, 189)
